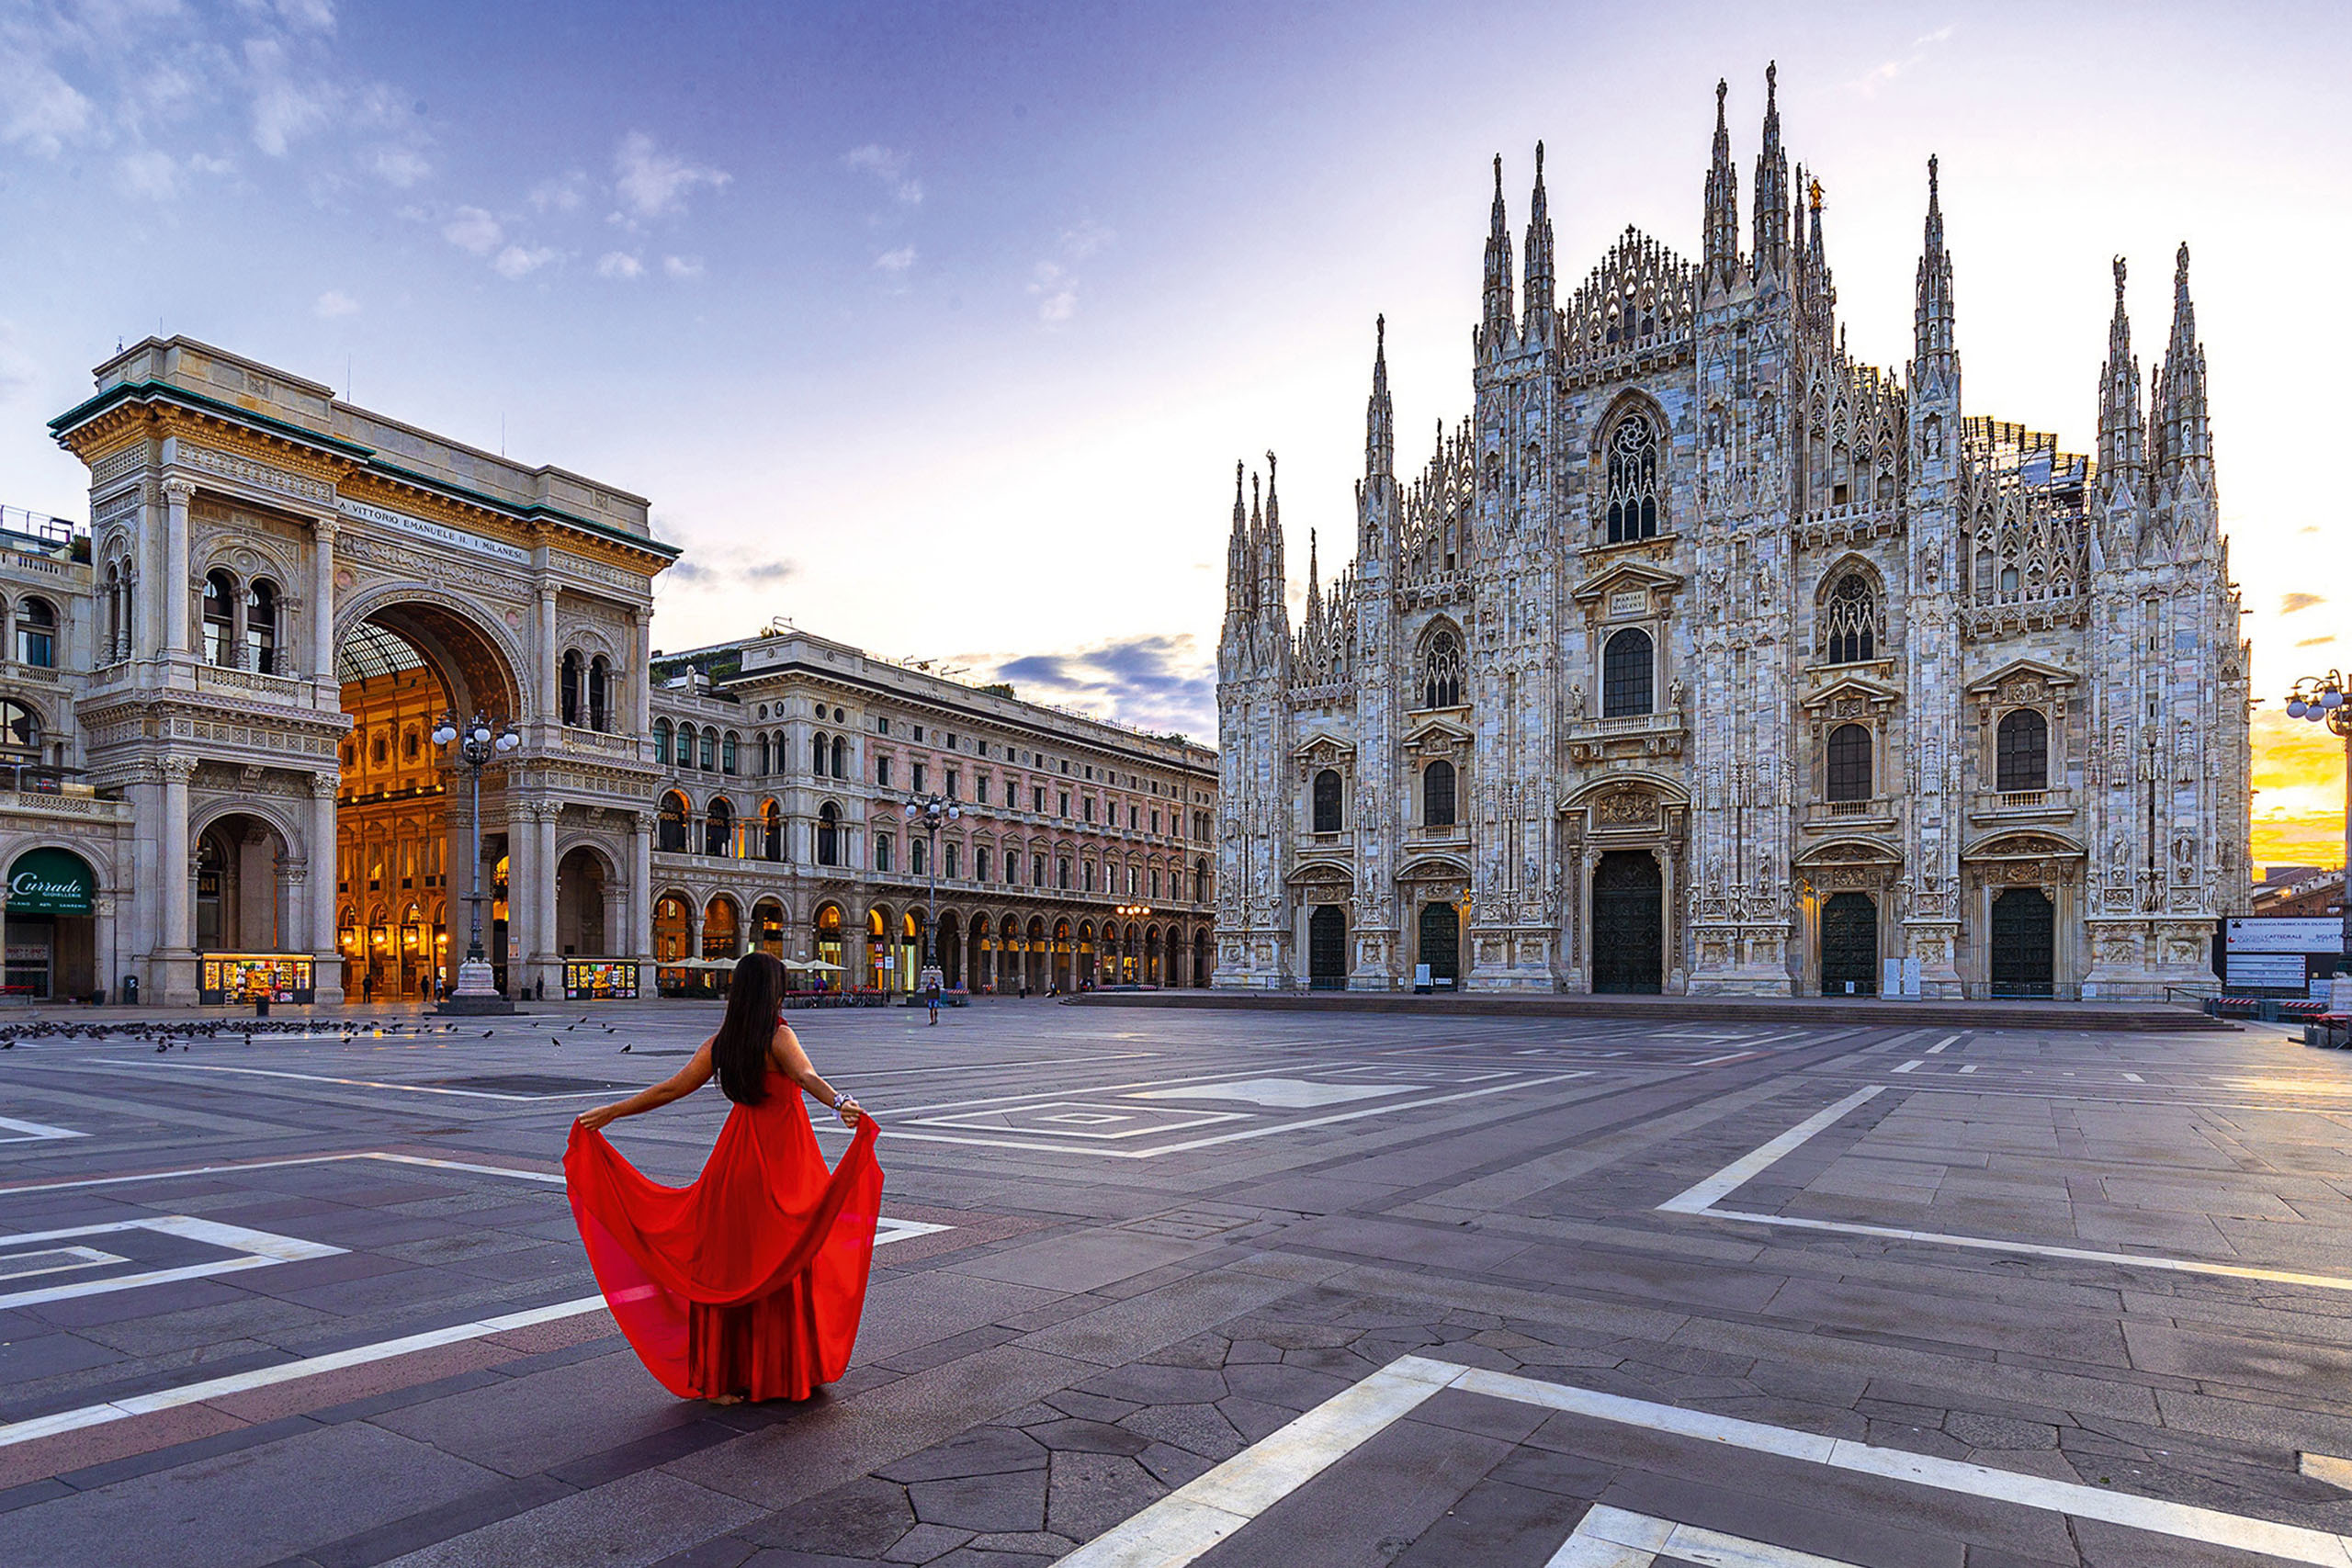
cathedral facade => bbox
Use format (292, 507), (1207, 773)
(1215, 69), (2249, 1000)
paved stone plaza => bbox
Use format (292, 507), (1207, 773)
(5, 999), (2352, 1565)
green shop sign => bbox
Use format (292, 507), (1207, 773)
(8, 848), (94, 914)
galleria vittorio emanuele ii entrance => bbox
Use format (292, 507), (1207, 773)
(49, 337), (671, 1004)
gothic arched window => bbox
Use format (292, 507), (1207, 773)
(1996, 709), (2049, 792)
(817, 802), (842, 866)
(1423, 759), (1456, 828)
(1419, 625), (1464, 709)
(1823, 573), (1877, 664)
(1601, 627), (1654, 717)
(1311, 768), (1342, 833)
(587, 656), (611, 730)
(1604, 411), (1661, 544)
(1826, 724), (1871, 802)
(831, 735), (848, 778)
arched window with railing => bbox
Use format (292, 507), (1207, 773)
(202, 570), (238, 667)
(1996, 709), (2049, 792)
(704, 796), (735, 857)
(1423, 759), (1457, 827)
(657, 791), (688, 852)
(1601, 627), (1654, 717)
(1604, 410), (1661, 544)
(244, 582), (278, 673)
(15, 596), (56, 669)
(811, 730), (828, 774)
(721, 731), (739, 775)
(760, 798), (784, 861)
(588, 656), (610, 730)
(1311, 768), (1342, 833)
(831, 735), (847, 778)
(817, 801), (842, 866)
(1826, 723), (1871, 802)
(653, 718), (673, 764)
(560, 650), (582, 725)
(698, 728), (718, 772)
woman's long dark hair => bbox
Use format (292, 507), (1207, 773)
(711, 953), (786, 1105)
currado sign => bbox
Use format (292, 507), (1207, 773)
(7, 848), (93, 914)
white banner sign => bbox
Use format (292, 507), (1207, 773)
(2224, 918), (2344, 954)
(337, 496), (530, 565)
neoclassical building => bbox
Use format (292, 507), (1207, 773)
(1216, 69), (2250, 999)
(5, 334), (1215, 1004)
(639, 630), (1217, 996)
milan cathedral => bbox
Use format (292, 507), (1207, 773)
(1214, 66), (2249, 999)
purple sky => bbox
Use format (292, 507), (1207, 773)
(1, 1), (2344, 767)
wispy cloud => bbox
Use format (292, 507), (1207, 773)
(597, 251), (645, 280)
(845, 143), (922, 205)
(493, 243), (558, 280)
(366, 144), (431, 187)
(2282, 592), (2327, 615)
(876, 245), (917, 276)
(118, 150), (184, 200)
(443, 206), (503, 255)
(530, 170), (590, 212)
(615, 131), (730, 220)
(663, 553), (797, 588)
(1026, 220), (1114, 325)
(312, 289), (360, 319)
(989, 635), (1213, 737)
(1852, 23), (1957, 96)
(662, 254), (704, 280)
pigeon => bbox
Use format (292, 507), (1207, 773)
(620, 1043), (631, 1053)
(156, 1042), (167, 1053)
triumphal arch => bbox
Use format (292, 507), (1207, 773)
(51, 338), (673, 1005)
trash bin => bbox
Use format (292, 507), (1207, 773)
(254, 994), (271, 1019)
(122, 975), (138, 1005)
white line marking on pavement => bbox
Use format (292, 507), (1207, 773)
(1061, 1356), (2352, 1568)
(1924, 1034), (1961, 1055)
(2124, 1072), (2145, 1082)
(1656, 1089), (1885, 1215)
(0, 1245), (125, 1284)
(100, 1061), (605, 1100)
(1891, 1060), (1922, 1074)
(0, 1149), (570, 1194)
(0, 1213), (944, 1450)
(0, 1114), (85, 1142)
(1959, 1064), (1978, 1074)
(1659, 1089), (2352, 1295)
(1690, 1051), (1762, 1067)
(2302, 1452), (2352, 1493)
(1548, 1504), (1862, 1567)
(0, 1216), (343, 1308)
(873, 1073), (1593, 1159)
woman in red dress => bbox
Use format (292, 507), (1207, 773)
(565, 952), (881, 1404)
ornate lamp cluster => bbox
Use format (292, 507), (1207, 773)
(435, 712), (521, 992)
(2286, 671), (2351, 737)
(902, 792), (960, 987)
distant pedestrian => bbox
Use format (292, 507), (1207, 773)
(361, 972), (374, 1003)
(568, 952), (878, 1405)
(925, 983), (940, 1026)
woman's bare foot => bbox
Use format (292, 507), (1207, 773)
(707, 1393), (745, 1405)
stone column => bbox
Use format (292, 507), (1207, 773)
(162, 479), (194, 655)
(505, 795), (539, 995)
(631, 607), (652, 739)
(537, 586), (558, 727)
(157, 757), (197, 1003)
(310, 772), (344, 1001)
(536, 800), (559, 981)
(631, 809), (655, 963)
(311, 515), (338, 683)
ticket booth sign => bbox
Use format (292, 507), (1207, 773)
(7, 848), (93, 914)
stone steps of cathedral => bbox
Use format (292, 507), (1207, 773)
(1068, 989), (2228, 1032)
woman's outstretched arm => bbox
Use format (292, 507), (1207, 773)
(770, 1023), (862, 1126)
(576, 1041), (716, 1132)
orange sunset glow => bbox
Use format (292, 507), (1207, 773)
(2253, 704), (2347, 871)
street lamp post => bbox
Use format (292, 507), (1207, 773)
(434, 712), (521, 1011)
(2285, 671), (2352, 1010)
(902, 792), (960, 994)
(1114, 902), (1152, 986)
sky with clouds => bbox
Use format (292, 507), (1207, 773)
(0, 0), (2343, 858)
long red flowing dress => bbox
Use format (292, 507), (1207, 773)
(564, 1071), (883, 1402)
